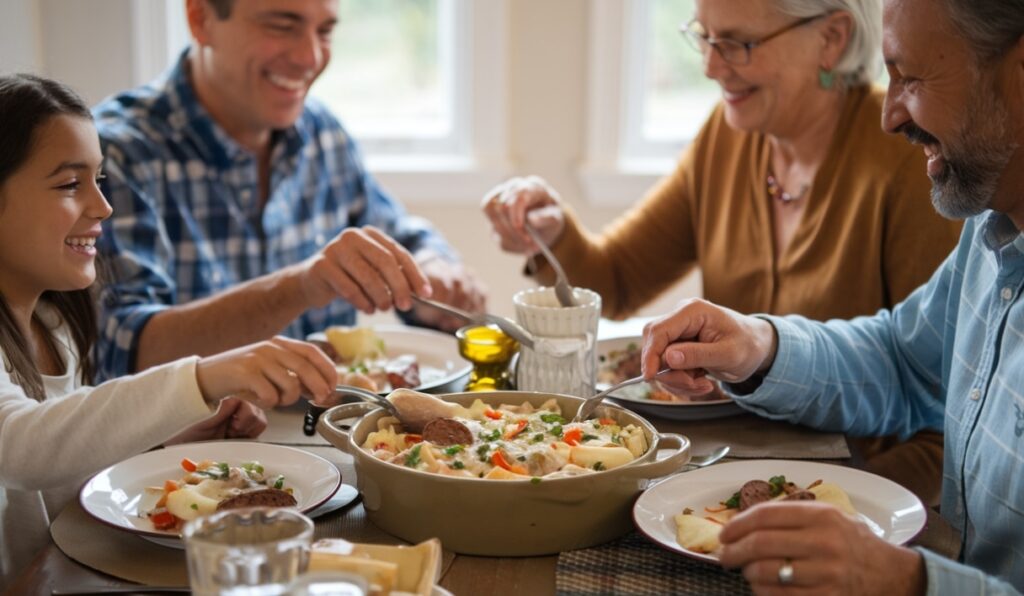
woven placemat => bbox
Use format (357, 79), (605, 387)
(556, 532), (751, 596)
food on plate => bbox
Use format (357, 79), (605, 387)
(674, 475), (857, 553)
(598, 341), (724, 403)
(139, 458), (295, 531)
(362, 391), (648, 480)
(309, 537), (441, 596)
(317, 326), (422, 393)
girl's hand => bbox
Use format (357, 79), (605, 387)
(163, 396), (268, 445)
(195, 336), (339, 409)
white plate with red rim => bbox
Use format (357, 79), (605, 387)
(80, 441), (341, 548)
(597, 336), (742, 420)
(633, 459), (927, 564)
(307, 325), (471, 394)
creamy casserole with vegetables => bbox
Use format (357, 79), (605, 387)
(361, 398), (648, 480)
(139, 458), (295, 531)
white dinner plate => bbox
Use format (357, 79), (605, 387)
(308, 325), (471, 394)
(80, 441), (341, 545)
(597, 336), (742, 420)
(633, 459), (927, 563)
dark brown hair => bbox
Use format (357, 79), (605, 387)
(0, 74), (99, 400)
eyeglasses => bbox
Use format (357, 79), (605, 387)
(680, 15), (825, 66)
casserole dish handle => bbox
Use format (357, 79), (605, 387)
(316, 402), (379, 455)
(617, 433), (691, 479)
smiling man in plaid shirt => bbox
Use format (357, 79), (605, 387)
(92, 0), (486, 380)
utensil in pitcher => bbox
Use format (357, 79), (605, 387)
(524, 223), (578, 307)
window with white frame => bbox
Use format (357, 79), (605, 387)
(310, 0), (464, 158)
(583, 0), (719, 205)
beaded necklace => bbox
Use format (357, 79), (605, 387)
(766, 171), (809, 203)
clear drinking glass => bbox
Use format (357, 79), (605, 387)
(183, 507), (314, 596)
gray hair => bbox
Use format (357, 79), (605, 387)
(771, 0), (882, 87)
(941, 0), (1024, 63)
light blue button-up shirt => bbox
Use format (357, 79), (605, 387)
(732, 211), (1024, 594)
(92, 52), (456, 380)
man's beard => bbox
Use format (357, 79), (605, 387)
(902, 71), (1017, 220)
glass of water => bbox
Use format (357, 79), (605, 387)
(183, 507), (314, 596)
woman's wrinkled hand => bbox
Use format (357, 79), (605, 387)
(481, 175), (566, 254)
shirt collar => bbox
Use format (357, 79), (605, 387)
(163, 48), (308, 169)
(977, 210), (1024, 258)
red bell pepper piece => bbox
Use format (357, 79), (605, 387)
(504, 419), (528, 440)
(180, 458), (197, 473)
(563, 428), (583, 446)
(490, 450), (527, 475)
(484, 409), (503, 420)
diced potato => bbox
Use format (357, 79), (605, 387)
(569, 445), (635, 470)
(622, 428), (648, 457)
(166, 487), (219, 521)
(674, 513), (722, 553)
(326, 326), (381, 362)
(809, 482), (858, 516)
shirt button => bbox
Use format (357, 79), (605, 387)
(969, 388), (981, 401)
(1002, 287), (1014, 300)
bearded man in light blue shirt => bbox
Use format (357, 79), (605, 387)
(640, 0), (1024, 594)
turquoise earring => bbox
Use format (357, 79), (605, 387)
(818, 67), (835, 90)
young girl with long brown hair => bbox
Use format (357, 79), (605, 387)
(0, 74), (339, 588)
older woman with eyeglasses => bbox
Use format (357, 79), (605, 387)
(481, 0), (961, 506)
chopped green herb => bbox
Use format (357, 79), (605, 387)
(530, 477), (542, 485)
(768, 475), (787, 497)
(611, 433), (622, 444)
(479, 429), (501, 442)
(516, 455), (526, 462)
(549, 424), (563, 438)
(190, 503), (198, 510)
(592, 421), (602, 429)
(593, 462), (605, 471)
(724, 492), (740, 509)
(444, 445), (465, 456)
(540, 413), (567, 425)
(452, 460), (465, 470)
(273, 475), (285, 490)
(582, 433), (599, 442)
(531, 433), (545, 443)
(241, 462), (264, 475)
(476, 444), (491, 461)
(405, 444), (423, 468)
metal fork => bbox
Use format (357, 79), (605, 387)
(572, 369), (672, 423)
(411, 295), (535, 349)
(524, 223), (578, 307)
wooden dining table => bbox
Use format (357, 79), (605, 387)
(7, 320), (962, 595)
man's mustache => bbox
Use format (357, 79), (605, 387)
(897, 122), (940, 147)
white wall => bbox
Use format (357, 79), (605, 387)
(0, 0), (699, 320)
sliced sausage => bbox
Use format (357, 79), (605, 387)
(422, 418), (473, 447)
(782, 490), (817, 502)
(216, 488), (297, 511)
(739, 479), (774, 511)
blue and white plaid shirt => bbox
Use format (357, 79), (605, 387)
(92, 51), (456, 380)
(733, 212), (1024, 594)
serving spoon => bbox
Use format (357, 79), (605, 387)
(524, 222), (578, 307)
(303, 384), (402, 436)
(572, 369), (672, 423)
(411, 295), (536, 350)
